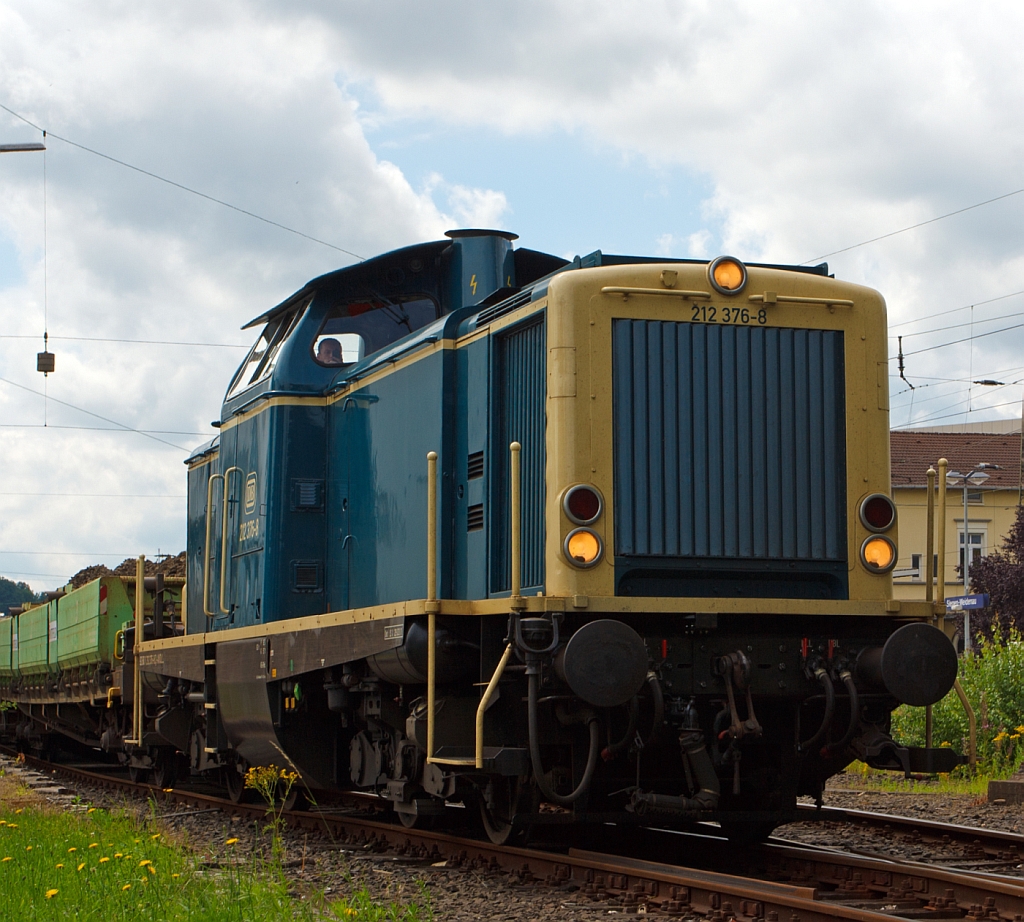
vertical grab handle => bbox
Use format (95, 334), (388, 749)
(510, 441), (523, 609)
(426, 451), (439, 763)
(203, 473), (224, 618)
(220, 467), (242, 615)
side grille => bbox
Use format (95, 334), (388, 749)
(291, 479), (323, 510)
(612, 320), (846, 578)
(467, 451), (485, 480)
(292, 560), (322, 592)
(491, 316), (546, 591)
(476, 290), (534, 326)
(467, 503), (485, 532)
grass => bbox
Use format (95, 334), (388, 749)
(832, 761), (992, 796)
(890, 633), (1024, 781)
(0, 794), (430, 920)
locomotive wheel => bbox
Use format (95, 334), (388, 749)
(152, 749), (178, 789)
(478, 776), (529, 846)
(128, 764), (149, 785)
(223, 765), (249, 804)
(718, 817), (780, 845)
(280, 784), (308, 812)
(396, 806), (434, 830)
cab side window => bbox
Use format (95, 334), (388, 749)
(312, 296), (438, 367)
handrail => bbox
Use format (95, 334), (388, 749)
(925, 465), (936, 749)
(125, 555), (145, 746)
(601, 286), (711, 301)
(748, 292), (854, 307)
(220, 466), (242, 615)
(426, 443), (524, 769)
(510, 441), (524, 610)
(203, 473), (224, 618)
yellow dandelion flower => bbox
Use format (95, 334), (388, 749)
(151, 833), (160, 840)
(88, 843), (99, 849)
(67, 847), (77, 853)
(55, 863), (64, 869)
(14, 808), (23, 814)
(6, 824), (16, 829)
(123, 855), (132, 860)
(114, 853), (123, 858)
(0, 820), (5, 826)
(147, 866), (156, 875)
(139, 860), (152, 867)
(45, 889), (58, 899)
(99, 857), (110, 864)
(77, 863), (85, 872)
(25, 846), (32, 851)
(226, 838), (239, 845)
(172, 873), (179, 879)
(87, 808), (96, 814)
(122, 884), (131, 891)
(344, 910), (358, 917)
(2, 857), (12, 863)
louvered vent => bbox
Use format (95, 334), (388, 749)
(467, 503), (484, 532)
(467, 451), (484, 480)
(291, 479), (323, 510)
(292, 560), (321, 592)
(476, 290), (534, 326)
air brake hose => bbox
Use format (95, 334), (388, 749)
(528, 671), (601, 806)
(601, 696), (639, 762)
(822, 670), (860, 759)
(796, 667), (835, 754)
(642, 672), (665, 748)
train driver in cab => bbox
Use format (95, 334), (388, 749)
(316, 337), (344, 365)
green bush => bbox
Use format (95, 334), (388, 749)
(891, 632), (1024, 777)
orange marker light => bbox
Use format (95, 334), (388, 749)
(564, 528), (603, 568)
(861, 535), (896, 573)
(708, 256), (747, 295)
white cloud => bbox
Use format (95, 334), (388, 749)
(3, 0), (1024, 585)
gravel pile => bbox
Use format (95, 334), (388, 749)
(68, 552), (186, 589)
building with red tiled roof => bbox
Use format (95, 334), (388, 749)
(890, 425), (1022, 603)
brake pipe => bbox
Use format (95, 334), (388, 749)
(796, 666), (835, 754)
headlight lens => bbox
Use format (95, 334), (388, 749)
(708, 256), (747, 295)
(564, 528), (603, 568)
(861, 535), (897, 573)
(563, 484), (603, 525)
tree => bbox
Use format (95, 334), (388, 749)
(970, 505), (1024, 637)
(0, 576), (40, 616)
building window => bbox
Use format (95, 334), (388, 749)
(958, 529), (985, 573)
(967, 490), (984, 505)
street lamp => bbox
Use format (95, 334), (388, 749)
(945, 462), (1001, 650)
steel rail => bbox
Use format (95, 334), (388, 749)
(4, 748), (1023, 921)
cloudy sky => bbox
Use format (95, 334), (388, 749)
(2, 1), (1023, 590)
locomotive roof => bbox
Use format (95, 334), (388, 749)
(242, 234), (830, 331)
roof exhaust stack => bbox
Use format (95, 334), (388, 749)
(444, 229), (518, 310)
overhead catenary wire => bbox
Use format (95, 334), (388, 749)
(0, 492), (183, 498)
(804, 186), (1024, 264)
(0, 375), (188, 451)
(0, 334), (246, 347)
(0, 102), (364, 261)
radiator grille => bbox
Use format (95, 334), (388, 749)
(491, 316), (546, 591)
(467, 451), (485, 480)
(612, 320), (846, 566)
(467, 503), (484, 532)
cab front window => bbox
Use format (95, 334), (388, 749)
(226, 303), (304, 399)
(312, 296), (438, 367)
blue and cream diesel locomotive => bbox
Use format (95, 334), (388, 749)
(4, 229), (961, 842)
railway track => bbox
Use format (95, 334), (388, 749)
(3, 748), (1023, 920)
(793, 803), (1024, 867)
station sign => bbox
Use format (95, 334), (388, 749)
(945, 594), (990, 611)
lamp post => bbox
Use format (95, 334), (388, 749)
(945, 463), (1001, 651)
